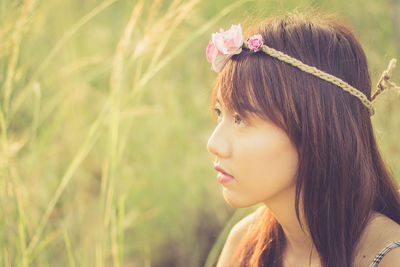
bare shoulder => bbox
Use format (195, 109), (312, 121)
(369, 212), (400, 241)
(354, 212), (400, 267)
(216, 206), (264, 267)
(368, 213), (400, 267)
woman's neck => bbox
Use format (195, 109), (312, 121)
(263, 185), (321, 266)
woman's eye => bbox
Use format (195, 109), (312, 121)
(234, 114), (246, 126)
(214, 107), (222, 120)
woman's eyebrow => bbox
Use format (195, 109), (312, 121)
(215, 99), (227, 110)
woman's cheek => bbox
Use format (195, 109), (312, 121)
(234, 131), (298, 203)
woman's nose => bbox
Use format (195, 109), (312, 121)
(207, 123), (231, 158)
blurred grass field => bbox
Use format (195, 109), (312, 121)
(1, 0), (399, 266)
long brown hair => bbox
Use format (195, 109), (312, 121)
(211, 12), (400, 267)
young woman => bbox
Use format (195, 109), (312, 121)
(205, 12), (400, 267)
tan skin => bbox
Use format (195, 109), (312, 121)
(208, 90), (400, 267)
(216, 209), (400, 267)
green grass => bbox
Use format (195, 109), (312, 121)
(1, 0), (399, 266)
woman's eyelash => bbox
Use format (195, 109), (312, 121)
(214, 107), (222, 118)
(234, 114), (245, 126)
(214, 107), (246, 126)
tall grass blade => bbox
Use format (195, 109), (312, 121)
(26, 103), (109, 259)
(3, 0), (37, 114)
(63, 229), (76, 267)
(104, 0), (144, 234)
(111, 211), (120, 267)
(138, 0), (252, 89)
(146, 0), (201, 71)
(29, 0), (118, 84)
(29, 229), (61, 264)
(3, 247), (11, 267)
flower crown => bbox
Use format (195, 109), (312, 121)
(206, 24), (400, 116)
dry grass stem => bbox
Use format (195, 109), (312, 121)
(3, 0), (37, 114)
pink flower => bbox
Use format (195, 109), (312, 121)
(205, 24), (245, 72)
(247, 34), (264, 52)
(206, 39), (217, 63)
(212, 24), (244, 55)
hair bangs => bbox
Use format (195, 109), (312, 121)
(211, 52), (288, 129)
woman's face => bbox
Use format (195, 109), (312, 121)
(207, 89), (299, 208)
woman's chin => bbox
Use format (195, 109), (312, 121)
(222, 188), (258, 208)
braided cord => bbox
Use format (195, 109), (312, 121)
(372, 59), (400, 101)
(243, 42), (375, 116)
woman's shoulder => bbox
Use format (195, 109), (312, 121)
(231, 206), (264, 238)
(216, 206), (265, 267)
(354, 212), (400, 267)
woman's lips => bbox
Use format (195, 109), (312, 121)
(214, 165), (235, 184)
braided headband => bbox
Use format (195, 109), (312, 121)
(206, 24), (400, 116)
